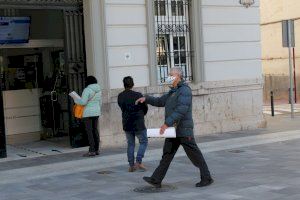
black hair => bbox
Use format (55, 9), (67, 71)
(123, 76), (134, 89)
(85, 76), (98, 86)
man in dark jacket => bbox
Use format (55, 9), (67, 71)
(118, 76), (148, 172)
(136, 67), (213, 188)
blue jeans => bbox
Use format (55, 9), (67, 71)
(125, 130), (148, 167)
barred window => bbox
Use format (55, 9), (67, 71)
(154, 0), (192, 84)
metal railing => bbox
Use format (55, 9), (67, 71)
(155, 0), (192, 83)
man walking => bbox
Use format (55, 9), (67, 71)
(118, 76), (148, 172)
(136, 67), (213, 188)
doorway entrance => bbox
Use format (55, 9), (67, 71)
(0, 2), (88, 158)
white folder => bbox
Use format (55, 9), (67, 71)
(69, 91), (81, 101)
(147, 127), (176, 138)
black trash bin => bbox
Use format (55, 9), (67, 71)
(69, 119), (89, 148)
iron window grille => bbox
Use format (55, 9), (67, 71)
(154, 0), (192, 84)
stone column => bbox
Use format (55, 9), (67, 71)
(83, 0), (109, 90)
(83, 0), (110, 149)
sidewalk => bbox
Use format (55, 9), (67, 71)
(263, 103), (300, 116)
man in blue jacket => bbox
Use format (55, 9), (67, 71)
(136, 67), (213, 188)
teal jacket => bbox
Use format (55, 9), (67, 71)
(74, 84), (102, 118)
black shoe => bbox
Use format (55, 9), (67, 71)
(143, 176), (161, 188)
(95, 151), (100, 155)
(195, 178), (214, 187)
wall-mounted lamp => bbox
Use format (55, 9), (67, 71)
(239, 0), (255, 8)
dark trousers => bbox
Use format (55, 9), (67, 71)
(83, 116), (100, 153)
(151, 137), (211, 183)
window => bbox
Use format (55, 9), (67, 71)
(154, 0), (166, 16)
(154, 0), (192, 83)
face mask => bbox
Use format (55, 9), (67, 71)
(165, 76), (176, 84)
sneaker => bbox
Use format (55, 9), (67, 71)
(143, 176), (161, 188)
(95, 151), (100, 155)
(82, 152), (96, 157)
(128, 166), (136, 172)
(135, 163), (147, 171)
(195, 178), (214, 187)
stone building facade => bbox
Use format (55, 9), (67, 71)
(0, 0), (264, 152)
(83, 0), (264, 147)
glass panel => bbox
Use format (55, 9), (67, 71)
(173, 36), (179, 50)
(180, 64), (187, 77)
(178, 1), (184, 16)
(2, 54), (43, 90)
(174, 51), (179, 64)
(179, 36), (185, 50)
(171, 1), (176, 16)
(158, 53), (167, 65)
(155, 1), (166, 16)
(157, 35), (169, 66)
(180, 51), (186, 64)
(160, 1), (166, 16)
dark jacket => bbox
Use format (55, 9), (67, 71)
(146, 81), (194, 137)
(118, 89), (148, 132)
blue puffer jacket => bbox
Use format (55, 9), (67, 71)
(146, 81), (194, 137)
(74, 84), (102, 118)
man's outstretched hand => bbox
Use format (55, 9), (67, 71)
(135, 97), (146, 105)
(160, 124), (168, 135)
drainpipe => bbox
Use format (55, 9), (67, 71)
(293, 48), (297, 103)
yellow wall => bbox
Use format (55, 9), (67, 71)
(261, 0), (300, 102)
(261, 0), (300, 75)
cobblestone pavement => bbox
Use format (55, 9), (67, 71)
(1, 129), (300, 200)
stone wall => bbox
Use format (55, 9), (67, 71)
(99, 78), (266, 148)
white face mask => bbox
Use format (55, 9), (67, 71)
(165, 76), (176, 84)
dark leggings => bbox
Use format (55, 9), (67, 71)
(83, 117), (99, 152)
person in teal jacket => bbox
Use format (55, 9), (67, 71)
(74, 76), (101, 157)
